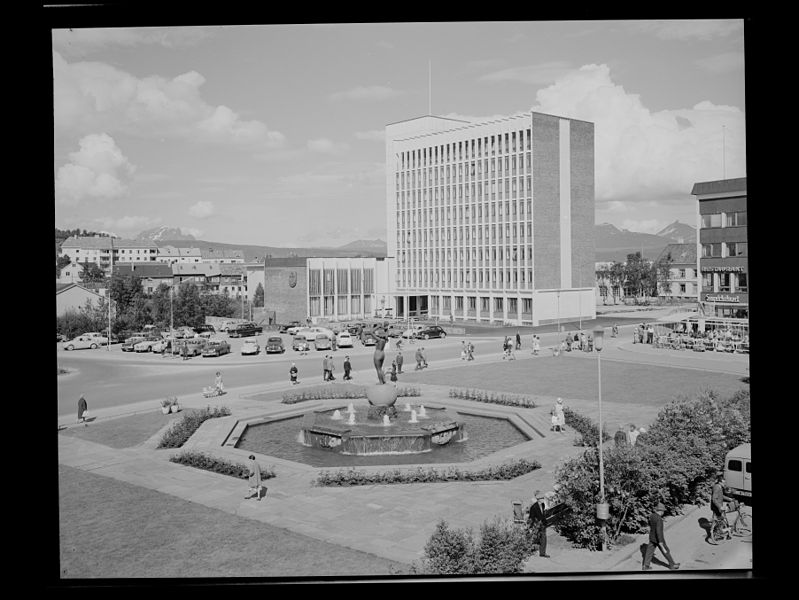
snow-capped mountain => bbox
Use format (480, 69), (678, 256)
(135, 226), (196, 242)
(656, 220), (696, 244)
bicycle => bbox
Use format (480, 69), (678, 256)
(708, 500), (751, 543)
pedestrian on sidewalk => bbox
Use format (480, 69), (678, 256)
(516, 331), (522, 351)
(533, 335), (541, 356)
(467, 340), (475, 361)
(289, 363), (299, 385)
(343, 356), (352, 380)
(77, 394), (88, 424)
(708, 472), (734, 541)
(396, 351), (404, 373)
(328, 355), (336, 381)
(555, 398), (565, 432)
(322, 355), (330, 381)
(642, 503), (680, 570)
(528, 490), (550, 558)
(461, 341), (467, 360)
(245, 455), (263, 501)
(215, 371), (224, 395)
(389, 360), (398, 382)
(612, 323), (619, 338)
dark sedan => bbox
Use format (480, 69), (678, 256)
(228, 322), (263, 338)
(265, 336), (286, 354)
(415, 326), (447, 340)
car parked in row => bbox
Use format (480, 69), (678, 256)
(151, 339), (172, 354)
(279, 321), (303, 334)
(122, 335), (149, 352)
(241, 339), (260, 356)
(171, 338), (207, 357)
(202, 339), (231, 357)
(62, 335), (101, 351)
(314, 334), (331, 351)
(415, 325), (447, 340)
(134, 337), (162, 352)
(336, 331), (353, 348)
(228, 321), (263, 338)
(266, 336), (286, 354)
(292, 335), (308, 351)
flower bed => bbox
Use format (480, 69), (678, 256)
(282, 384), (421, 404)
(156, 406), (232, 449)
(169, 450), (276, 480)
(314, 458), (541, 486)
(448, 388), (537, 408)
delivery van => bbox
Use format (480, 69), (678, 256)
(723, 443), (751, 500)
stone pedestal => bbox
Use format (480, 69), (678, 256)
(366, 383), (398, 407)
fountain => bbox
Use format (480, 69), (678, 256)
(409, 410), (418, 423)
(347, 412), (356, 425)
(331, 410), (342, 420)
(382, 415), (392, 427)
(346, 403), (355, 415)
(404, 403), (412, 412)
(418, 405), (427, 418)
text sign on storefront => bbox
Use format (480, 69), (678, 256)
(705, 294), (741, 303)
(701, 266), (745, 272)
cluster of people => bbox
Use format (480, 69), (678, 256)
(502, 336), (516, 360)
(633, 323), (656, 345)
(550, 398), (565, 432)
(613, 423), (646, 447)
(559, 330), (594, 353)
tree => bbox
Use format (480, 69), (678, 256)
(80, 260), (106, 284)
(655, 252), (674, 298)
(150, 283), (173, 329)
(253, 282), (264, 307)
(56, 255), (72, 277)
(174, 281), (203, 328)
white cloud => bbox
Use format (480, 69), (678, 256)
(53, 51), (285, 147)
(329, 85), (402, 102)
(531, 63), (746, 203)
(478, 61), (573, 84)
(183, 227), (204, 238)
(56, 133), (135, 205)
(354, 129), (385, 142)
(189, 200), (215, 219)
(307, 138), (350, 155)
(630, 20), (743, 41)
(695, 52), (745, 74)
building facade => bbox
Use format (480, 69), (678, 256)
(692, 177), (748, 319)
(59, 236), (158, 280)
(201, 248), (245, 263)
(156, 246), (202, 264)
(385, 111), (595, 326)
(655, 243), (699, 301)
(56, 282), (105, 317)
(113, 263), (174, 294)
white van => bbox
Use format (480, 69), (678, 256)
(723, 443), (751, 500)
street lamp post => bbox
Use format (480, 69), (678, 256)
(557, 290), (561, 333)
(170, 283), (174, 357)
(593, 326), (608, 551)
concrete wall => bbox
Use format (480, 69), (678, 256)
(532, 113), (561, 290)
(264, 265), (308, 324)
(570, 119), (595, 290)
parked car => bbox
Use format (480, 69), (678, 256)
(265, 336), (286, 354)
(292, 334), (308, 351)
(218, 321), (239, 333)
(724, 443), (752, 500)
(361, 332), (376, 346)
(151, 339), (172, 353)
(228, 321), (263, 338)
(82, 331), (109, 344)
(171, 337), (207, 357)
(133, 337), (162, 352)
(63, 335), (100, 351)
(194, 324), (216, 335)
(416, 325), (447, 340)
(241, 339), (261, 355)
(279, 321), (303, 334)
(336, 331), (354, 348)
(401, 325), (425, 339)
(314, 333), (332, 351)
(122, 335), (148, 352)
(385, 324), (404, 338)
(202, 339), (231, 357)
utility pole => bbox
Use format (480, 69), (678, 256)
(107, 236), (113, 351)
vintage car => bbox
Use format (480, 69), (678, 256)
(133, 337), (162, 352)
(416, 325), (448, 340)
(241, 339), (260, 355)
(228, 322), (263, 338)
(62, 335), (100, 351)
(336, 331), (354, 348)
(279, 321), (303, 334)
(292, 335), (309, 351)
(121, 335), (148, 352)
(314, 333), (332, 351)
(171, 337), (208, 357)
(150, 339), (172, 353)
(202, 339), (231, 357)
(265, 336), (286, 354)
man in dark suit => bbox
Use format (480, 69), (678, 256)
(528, 490), (550, 558)
(642, 503), (680, 571)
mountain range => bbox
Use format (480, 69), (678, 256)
(62, 221), (696, 263)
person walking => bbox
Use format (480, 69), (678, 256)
(181, 342), (188, 360)
(467, 340), (475, 361)
(533, 335), (541, 356)
(396, 351), (404, 374)
(642, 503), (680, 570)
(612, 323), (619, 338)
(245, 454), (263, 501)
(515, 331), (522, 351)
(461, 341), (467, 360)
(214, 371), (224, 394)
(322, 355), (330, 382)
(554, 398), (565, 432)
(708, 472), (734, 541)
(528, 490), (551, 558)
(331, 334), (338, 352)
(328, 355), (336, 381)
(647, 324), (655, 344)
(389, 360), (398, 382)
(77, 394), (88, 424)
(343, 356), (352, 380)
(289, 363), (299, 385)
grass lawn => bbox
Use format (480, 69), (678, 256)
(59, 410), (185, 449)
(59, 464), (411, 579)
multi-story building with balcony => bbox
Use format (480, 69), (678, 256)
(385, 111), (595, 325)
(156, 246), (203, 264)
(58, 236), (158, 282)
(692, 177), (748, 320)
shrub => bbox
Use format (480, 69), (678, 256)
(416, 520), (476, 575)
(282, 384), (421, 404)
(314, 459), (541, 486)
(156, 406), (232, 449)
(169, 450), (276, 480)
(448, 387), (537, 409)
(562, 406), (611, 447)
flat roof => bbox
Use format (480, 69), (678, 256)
(691, 177), (747, 196)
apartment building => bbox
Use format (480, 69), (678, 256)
(385, 111), (595, 325)
(655, 243), (699, 301)
(156, 246), (202, 264)
(58, 236), (158, 282)
(692, 177), (748, 319)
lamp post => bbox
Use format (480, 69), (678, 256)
(170, 283), (174, 357)
(556, 290), (561, 333)
(593, 326), (608, 551)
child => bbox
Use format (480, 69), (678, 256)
(551, 410), (559, 431)
(533, 335), (540, 356)
(289, 363), (299, 385)
(389, 360), (398, 382)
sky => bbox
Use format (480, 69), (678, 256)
(52, 20), (747, 247)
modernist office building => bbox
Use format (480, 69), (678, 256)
(692, 177), (748, 320)
(385, 112), (595, 326)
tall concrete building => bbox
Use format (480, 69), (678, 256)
(385, 112), (595, 326)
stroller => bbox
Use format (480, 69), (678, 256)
(202, 386), (226, 398)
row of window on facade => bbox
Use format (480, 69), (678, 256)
(401, 246), (530, 264)
(399, 269), (534, 288)
(397, 176), (533, 206)
(397, 152), (534, 189)
(309, 295), (373, 317)
(399, 223), (535, 248)
(701, 242), (747, 258)
(700, 211), (747, 229)
(428, 295), (533, 315)
(702, 272), (747, 293)
(307, 268), (375, 296)
(399, 128), (533, 171)
(399, 198), (534, 225)
(599, 283), (695, 297)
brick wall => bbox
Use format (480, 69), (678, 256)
(264, 265), (308, 324)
